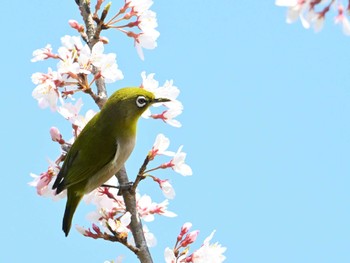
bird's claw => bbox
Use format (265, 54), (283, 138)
(101, 181), (133, 190)
(117, 182), (133, 190)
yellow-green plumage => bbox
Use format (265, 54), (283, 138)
(52, 87), (169, 236)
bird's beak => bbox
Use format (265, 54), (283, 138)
(152, 97), (171, 104)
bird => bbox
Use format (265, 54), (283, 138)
(52, 87), (170, 236)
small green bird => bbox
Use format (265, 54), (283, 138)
(52, 87), (170, 236)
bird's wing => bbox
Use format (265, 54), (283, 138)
(53, 117), (118, 193)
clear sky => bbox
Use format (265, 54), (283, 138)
(3, 0), (350, 262)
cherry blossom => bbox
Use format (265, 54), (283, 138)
(138, 10), (158, 32)
(172, 146), (192, 176)
(122, 0), (159, 60)
(57, 98), (83, 123)
(153, 80), (181, 106)
(137, 194), (177, 222)
(276, 0), (310, 25)
(191, 231), (227, 263)
(73, 109), (97, 134)
(164, 248), (177, 263)
(127, 225), (157, 247)
(276, 0), (350, 35)
(31, 44), (57, 62)
(335, 5), (350, 35)
(151, 108), (183, 128)
(29, 161), (65, 200)
(31, 68), (64, 87)
(107, 211), (131, 233)
(161, 146), (192, 176)
(89, 41), (105, 67)
(32, 79), (60, 111)
(141, 71), (159, 91)
(153, 178), (176, 199)
(61, 35), (83, 51)
(137, 10), (159, 51)
(149, 133), (174, 159)
(135, 27), (160, 60)
(57, 46), (80, 75)
(99, 53), (124, 82)
(143, 225), (157, 247)
(126, 0), (153, 13)
(141, 72), (183, 126)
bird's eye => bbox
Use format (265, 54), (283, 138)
(136, 96), (148, 108)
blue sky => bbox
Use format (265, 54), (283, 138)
(2, 0), (350, 262)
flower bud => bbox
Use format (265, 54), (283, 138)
(68, 19), (84, 32)
(180, 230), (199, 247)
(50, 127), (65, 144)
(50, 127), (61, 141)
(180, 222), (192, 235)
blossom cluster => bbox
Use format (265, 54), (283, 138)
(31, 36), (123, 112)
(76, 176), (176, 247)
(276, 0), (350, 35)
(164, 222), (226, 263)
(100, 0), (160, 60)
(141, 72), (184, 127)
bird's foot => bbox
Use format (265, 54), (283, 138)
(118, 182), (134, 190)
(101, 181), (133, 190)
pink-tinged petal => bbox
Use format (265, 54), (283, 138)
(50, 127), (63, 142)
(149, 134), (174, 158)
(160, 180), (176, 199)
(119, 212), (131, 230)
(172, 146), (193, 176)
(181, 222), (192, 235)
(192, 230), (227, 263)
(164, 247), (176, 263)
(141, 71), (159, 91)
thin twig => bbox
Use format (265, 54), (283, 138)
(131, 155), (151, 194)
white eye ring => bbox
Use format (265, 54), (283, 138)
(136, 96), (148, 108)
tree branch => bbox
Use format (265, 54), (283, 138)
(117, 167), (153, 263)
(77, 1), (153, 262)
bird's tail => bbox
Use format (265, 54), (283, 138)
(63, 191), (83, 236)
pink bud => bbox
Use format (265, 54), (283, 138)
(148, 148), (158, 160)
(50, 127), (61, 141)
(68, 19), (84, 32)
(50, 127), (65, 144)
(180, 222), (192, 235)
(160, 161), (174, 169)
(180, 230), (199, 247)
(92, 223), (101, 234)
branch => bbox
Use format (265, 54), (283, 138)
(131, 155), (151, 193)
(77, 1), (153, 262)
(117, 167), (153, 263)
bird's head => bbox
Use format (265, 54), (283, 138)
(102, 87), (170, 121)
